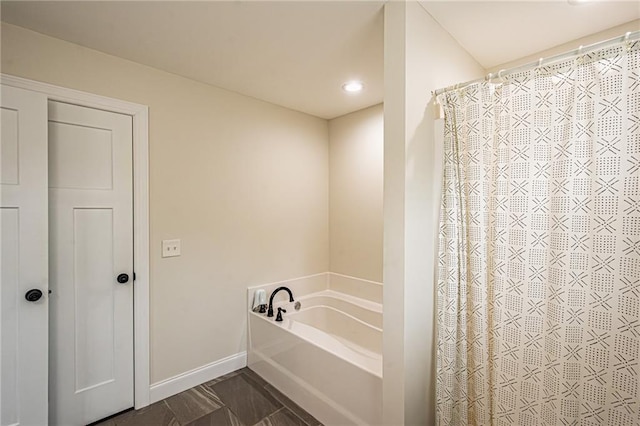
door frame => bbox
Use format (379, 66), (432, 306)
(1, 73), (151, 409)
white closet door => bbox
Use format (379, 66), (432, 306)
(1, 85), (49, 426)
(48, 101), (134, 425)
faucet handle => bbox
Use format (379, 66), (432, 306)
(275, 307), (287, 322)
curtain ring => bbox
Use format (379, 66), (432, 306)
(535, 58), (544, 75)
(624, 31), (632, 52)
(575, 45), (584, 66)
(498, 69), (506, 83)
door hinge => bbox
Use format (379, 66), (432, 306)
(133, 272), (136, 281)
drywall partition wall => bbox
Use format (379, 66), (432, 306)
(1, 23), (329, 384)
(328, 104), (383, 283)
(382, 2), (484, 424)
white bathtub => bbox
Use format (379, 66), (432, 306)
(248, 287), (383, 425)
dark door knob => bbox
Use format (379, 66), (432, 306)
(25, 289), (43, 302)
(117, 273), (129, 284)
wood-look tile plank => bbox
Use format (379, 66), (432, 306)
(97, 368), (320, 426)
(240, 367), (269, 388)
(208, 373), (282, 426)
(253, 408), (308, 426)
(107, 401), (179, 426)
(263, 385), (322, 426)
(164, 385), (223, 424)
(185, 407), (242, 426)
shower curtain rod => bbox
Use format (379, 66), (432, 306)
(433, 30), (640, 96)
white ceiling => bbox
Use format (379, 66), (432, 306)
(1, 1), (638, 119)
(0, 1), (385, 119)
(420, 1), (640, 69)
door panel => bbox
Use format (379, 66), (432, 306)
(0, 85), (49, 426)
(1, 208), (20, 426)
(48, 101), (133, 425)
(49, 122), (113, 190)
(74, 208), (116, 392)
(1, 107), (19, 184)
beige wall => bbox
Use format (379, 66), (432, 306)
(383, 2), (484, 424)
(328, 104), (383, 283)
(1, 22), (329, 383)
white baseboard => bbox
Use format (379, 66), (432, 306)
(149, 352), (247, 403)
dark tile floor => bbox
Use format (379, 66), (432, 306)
(97, 368), (323, 426)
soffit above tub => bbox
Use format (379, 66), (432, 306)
(0, 1), (385, 120)
(419, 0), (640, 70)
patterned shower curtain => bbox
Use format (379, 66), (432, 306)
(436, 40), (639, 426)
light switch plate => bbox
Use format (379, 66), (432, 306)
(162, 239), (181, 257)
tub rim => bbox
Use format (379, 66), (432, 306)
(288, 304), (383, 333)
(249, 309), (383, 378)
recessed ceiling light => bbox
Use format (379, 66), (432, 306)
(342, 81), (364, 93)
